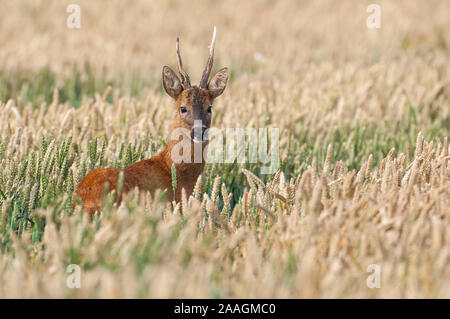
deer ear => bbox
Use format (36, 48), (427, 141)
(208, 67), (228, 99)
(162, 66), (183, 98)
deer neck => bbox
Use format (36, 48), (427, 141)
(159, 132), (208, 177)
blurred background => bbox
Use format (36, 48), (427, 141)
(0, 0), (448, 93)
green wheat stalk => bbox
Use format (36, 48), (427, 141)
(0, 187), (6, 200)
(117, 171), (125, 196)
(171, 163), (177, 202)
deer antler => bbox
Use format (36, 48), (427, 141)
(176, 37), (191, 89)
(199, 26), (217, 89)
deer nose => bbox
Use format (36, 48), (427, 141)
(191, 126), (208, 142)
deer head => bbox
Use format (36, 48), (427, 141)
(162, 27), (228, 143)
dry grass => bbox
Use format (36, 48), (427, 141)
(0, 0), (449, 298)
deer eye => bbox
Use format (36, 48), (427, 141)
(180, 106), (187, 114)
(207, 106), (212, 114)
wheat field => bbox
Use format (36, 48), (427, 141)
(0, 0), (449, 298)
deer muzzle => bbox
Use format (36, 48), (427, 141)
(191, 125), (208, 143)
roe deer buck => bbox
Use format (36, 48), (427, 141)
(75, 28), (228, 218)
